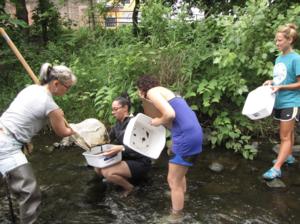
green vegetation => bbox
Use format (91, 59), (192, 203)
(1, 0), (300, 159)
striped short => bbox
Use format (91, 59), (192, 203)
(274, 107), (300, 122)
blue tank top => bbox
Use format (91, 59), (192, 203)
(169, 97), (203, 156)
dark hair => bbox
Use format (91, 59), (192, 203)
(136, 75), (160, 97)
(114, 92), (131, 111)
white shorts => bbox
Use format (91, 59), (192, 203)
(0, 128), (27, 176)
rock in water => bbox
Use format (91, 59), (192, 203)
(266, 179), (286, 188)
(53, 142), (60, 148)
(209, 162), (224, 173)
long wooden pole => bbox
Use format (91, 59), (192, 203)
(0, 27), (40, 84)
(0, 27), (91, 150)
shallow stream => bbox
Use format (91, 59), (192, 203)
(1, 134), (300, 223)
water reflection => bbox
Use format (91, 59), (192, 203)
(1, 135), (300, 223)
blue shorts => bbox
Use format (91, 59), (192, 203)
(169, 154), (199, 167)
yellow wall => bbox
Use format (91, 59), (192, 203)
(104, 0), (136, 28)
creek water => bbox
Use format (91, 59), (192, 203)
(1, 133), (300, 224)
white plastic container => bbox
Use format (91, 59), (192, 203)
(242, 85), (275, 120)
(82, 144), (122, 168)
(123, 113), (166, 159)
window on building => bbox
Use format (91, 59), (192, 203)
(121, 0), (130, 5)
(105, 17), (117, 27)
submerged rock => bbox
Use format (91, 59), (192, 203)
(266, 179), (286, 188)
(209, 162), (224, 173)
(44, 145), (55, 153)
(53, 142), (60, 148)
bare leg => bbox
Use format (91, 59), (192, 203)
(168, 163), (188, 212)
(273, 120), (295, 170)
(101, 161), (134, 196)
(183, 176), (186, 193)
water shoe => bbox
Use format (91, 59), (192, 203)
(262, 167), (281, 180)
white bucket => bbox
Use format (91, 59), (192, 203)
(123, 113), (166, 159)
(242, 86), (275, 120)
(82, 144), (122, 168)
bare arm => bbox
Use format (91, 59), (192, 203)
(147, 88), (175, 126)
(272, 76), (300, 92)
(48, 109), (74, 137)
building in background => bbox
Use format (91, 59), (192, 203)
(4, 0), (137, 28)
(4, 0), (202, 29)
(100, 0), (139, 28)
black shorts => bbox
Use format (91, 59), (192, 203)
(274, 107), (300, 121)
(125, 159), (151, 180)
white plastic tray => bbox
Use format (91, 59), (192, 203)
(123, 113), (166, 159)
(82, 144), (122, 168)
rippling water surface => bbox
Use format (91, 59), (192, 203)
(1, 134), (300, 223)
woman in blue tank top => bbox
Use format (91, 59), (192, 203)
(137, 75), (203, 221)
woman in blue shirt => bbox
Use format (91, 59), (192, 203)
(262, 23), (300, 180)
(136, 75), (203, 221)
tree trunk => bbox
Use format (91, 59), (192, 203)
(0, 0), (5, 13)
(132, 0), (140, 36)
(15, 0), (29, 25)
(89, 0), (96, 30)
(39, 0), (48, 44)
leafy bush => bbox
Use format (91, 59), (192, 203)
(1, 0), (300, 159)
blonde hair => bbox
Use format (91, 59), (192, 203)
(277, 23), (298, 45)
(39, 63), (77, 85)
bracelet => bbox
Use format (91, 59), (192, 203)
(122, 146), (125, 151)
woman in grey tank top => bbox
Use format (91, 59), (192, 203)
(0, 63), (77, 224)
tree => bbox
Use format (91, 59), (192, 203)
(170, 0), (247, 17)
(12, 0), (29, 37)
(132, 0), (140, 36)
(13, 0), (29, 25)
(165, 0), (300, 18)
(89, 0), (96, 30)
(32, 0), (61, 44)
(0, 0), (5, 13)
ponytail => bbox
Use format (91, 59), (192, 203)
(39, 63), (77, 86)
(115, 92), (131, 111)
(39, 63), (53, 85)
